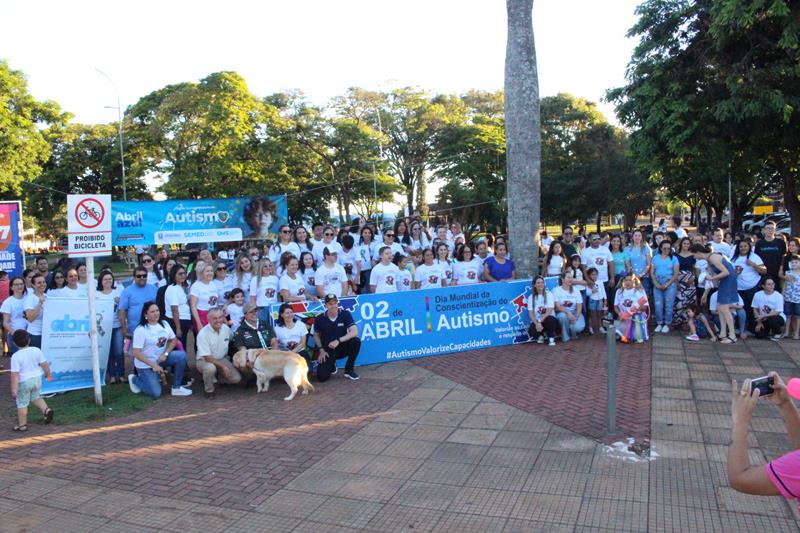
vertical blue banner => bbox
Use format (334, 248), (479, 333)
(112, 195), (288, 246)
(0, 201), (25, 277)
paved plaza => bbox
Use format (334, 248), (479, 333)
(2, 334), (800, 532)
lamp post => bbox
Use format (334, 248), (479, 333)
(370, 107), (384, 222)
(95, 68), (127, 201)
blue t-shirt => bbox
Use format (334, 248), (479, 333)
(626, 244), (652, 278)
(652, 254), (678, 281)
(485, 256), (516, 281)
(611, 249), (628, 276)
(120, 283), (158, 332)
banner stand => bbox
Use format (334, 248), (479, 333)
(86, 258), (102, 405)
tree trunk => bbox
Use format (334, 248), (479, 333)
(504, 0), (540, 278)
(784, 175), (800, 237)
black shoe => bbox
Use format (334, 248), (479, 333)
(344, 371), (359, 381)
(204, 391), (216, 399)
(331, 368), (338, 376)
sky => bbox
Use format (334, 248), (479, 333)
(2, 0), (642, 126)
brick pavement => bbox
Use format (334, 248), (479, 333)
(2, 335), (800, 531)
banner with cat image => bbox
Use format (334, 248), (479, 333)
(40, 298), (114, 394)
(112, 195), (288, 246)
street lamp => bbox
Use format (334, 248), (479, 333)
(95, 68), (127, 201)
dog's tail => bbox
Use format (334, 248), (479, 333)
(301, 359), (315, 393)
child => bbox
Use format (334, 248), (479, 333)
(226, 288), (246, 332)
(783, 254), (800, 339)
(586, 267), (606, 334)
(685, 302), (718, 342)
(614, 273), (650, 343)
(393, 253), (413, 292)
(9, 329), (53, 431)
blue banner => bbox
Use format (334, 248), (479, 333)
(0, 202), (25, 277)
(270, 278), (561, 366)
(112, 195), (288, 246)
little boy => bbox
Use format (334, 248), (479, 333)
(586, 267), (607, 334)
(9, 329), (53, 431)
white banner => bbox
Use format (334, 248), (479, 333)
(40, 298), (114, 394)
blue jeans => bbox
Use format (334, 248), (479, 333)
(653, 281), (677, 326)
(107, 327), (124, 379)
(132, 350), (187, 399)
(713, 309), (747, 335)
(556, 311), (585, 342)
(6, 333), (18, 355)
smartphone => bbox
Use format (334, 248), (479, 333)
(751, 375), (774, 397)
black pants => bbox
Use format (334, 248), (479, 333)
(528, 315), (560, 340)
(738, 285), (761, 333)
(754, 315), (785, 339)
(317, 338), (361, 382)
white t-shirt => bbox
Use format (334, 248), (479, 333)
(552, 286), (583, 314)
(10, 346), (46, 381)
(541, 236), (553, 249)
(146, 271), (160, 287)
(95, 286), (124, 329)
(279, 273), (307, 300)
(315, 263), (347, 298)
(545, 256), (564, 276)
(235, 272), (253, 301)
(752, 290), (786, 321)
(397, 269), (413, 291)
(269, 241), (302, 266)
(301, 268), (316, 297)
(733, 253), (764, 290)
(614, 288), (647, 314)
(711, 241), (734, 258)
(586, 280), (606, 301)
(452, 259), (482, 285)
(53, 285), (87, 298)
(23, 292), (46, 335)
(527, 291), (555, 322)
(357, 243), (376, 271)
(189, 281), (220, 311)
(312, 241), (343, 265)
(1, 295), (28, 332)
(572, 268), (586, 292)
(379, 242), (406, 258)
(226, 303), (245, 332)
(250, 275), (279, 307)
(370, 262), (401, 293)
(165, 284), (192, 320)
(274, 320), (308, 351)
(709, 292), (744, 312)
(674, 227), (688, 239)
(338, 248), (361, 282)
(132, 321), (176, 370)
(213, 276), (234, 304)
(581, 246), (614, 283)
(414, 263), (444, 290)
(434, 259), (453, 284)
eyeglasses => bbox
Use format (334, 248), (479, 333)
(324, 232), (334, 237)
(135, 274), (147, 279)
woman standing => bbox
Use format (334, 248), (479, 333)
(394, 219), (412, 255)
(47, 270), (66, 294)
(732, 239), (767, 334)
(528, 275), (559, 345)
(626, 229), (652, 299)
(140, 254), (161, 287)
(280, 256), (314, 302)
(189, 263), (217, 331)
(95, 270), (124, 383)
(157, 257), (177, 287)
(274, 303), (312, 367)
(23, 274), (47, 349)
(434, 243), (454, 284)
(2, 277), (27, 354)
(269, 225), (301, 274)
(358, 226), (377, 293)
(299, 252), (317, 298)
(250, 258), (279, 323)
(609, 235), (628, 287)
(484, 242), (516, 282)
(128, 302), (192, 398)
(414, 248), (446, 290)
(452, 244), (482, 286)
(294, 225), (313, 254)
(408, 222), (430, 264)
(673, 237), (697, 328)
(165, 264), (192, 352)
(691, 243), (739, 343)
(651, 240), (679, 333)
(212, 260), (233, 304)
(543, 241), (567, 277)
(234, 254), (254, 302)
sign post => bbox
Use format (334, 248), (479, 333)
(67, 194), (112, 406)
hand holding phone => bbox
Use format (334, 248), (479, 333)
(751, 375), (774, 397)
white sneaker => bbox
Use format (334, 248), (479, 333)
(536, 335), (544, 344)
(662, 325), (670, 334)
(171, 386), (193, 397)
(654, 325), (663, 333)
(588, 327), (595, 335)
(128, 374), (141, 394)
(548, 338), (556, 346)
(599, 327), (607, 334)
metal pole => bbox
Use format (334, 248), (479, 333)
(371, 160), (378, 220)
(86, 257), (103, 406)
(606, 324), (617, 435)
(728, 169), (733, 228)
(95, 68), (127, 201)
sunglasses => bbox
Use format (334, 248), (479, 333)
(135, 274), (147, 279)
(142, 259), (153, 264)
(281, 230), (291, 234)
(385, 234), (395, 238)
(216, 267), (227, 271)
(324, 232), (334, 236)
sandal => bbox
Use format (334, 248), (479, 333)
(13, 425), (28, 432)
(43, 408), (54, 424)
(720, 337), (734, 344)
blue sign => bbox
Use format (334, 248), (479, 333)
(270, 279), (563, 366)
(112, 195), (288, 246)
(0, 202), (25, 277)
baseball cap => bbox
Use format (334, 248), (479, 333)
(324, 293), (339, 303)
(243, 302), (258, 314)
(323, 246), (338, 256)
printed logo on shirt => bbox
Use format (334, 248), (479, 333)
(265, 288), (276, 298)
(287, 341), (298, 350)
(208, 295), (218, 306)
(308, 277), (315, 286)
(467, 271), (477, 280)
(762, 305), (772, 314)
(537, 306), (546, 316)
(594, 257), (605, 266)
(428, 275), (439, 284)
(298, 287), (305, 295)
(157, 336), (167, 348)
(445, 270), (452, 279)
(386, 276), (394, 285)
(563, 300), (573, 308)
(623, 298), (633, 308)
(403, 278), (410, 287)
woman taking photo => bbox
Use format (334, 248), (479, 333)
(95, 270), (124, 384)
(528, 275), (559, 345)
(128, 302), (192, 398)
(691, 243), (739, 343)
(732, 239), (767, 333)
(543, 241), (567, 277)
(484, 242), (516, 282)
(651, 240), (679, 333)
(452, 243), (482, 286)
(165, 264), (192, 351)
(274, 303), (312, 367)
(189, 263), (217, 331)
(673, 237), (697, 328)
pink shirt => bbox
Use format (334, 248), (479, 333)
(766, 450), (800, 505)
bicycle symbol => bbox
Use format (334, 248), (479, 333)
(79, 207), (101, 221)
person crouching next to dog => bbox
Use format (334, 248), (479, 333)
(311, 294), (361, 382)
(196, 307), (241, 399)
(10, 329), (54, 431)
(275, 303), (313, 369)
(231, 302), (278, 379)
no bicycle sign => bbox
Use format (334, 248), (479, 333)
(67, 194), (112, 257)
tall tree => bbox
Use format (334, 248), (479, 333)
(505, 0), (541, 278)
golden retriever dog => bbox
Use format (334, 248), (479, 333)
(233, 348), (314, 401)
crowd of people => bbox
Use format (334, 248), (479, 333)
(5, 213), (799, 428)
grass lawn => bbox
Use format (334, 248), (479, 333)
(44, 384), (153, 426)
